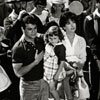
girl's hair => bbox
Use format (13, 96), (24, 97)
(46, 25), (64, 43)
(51, 3), (65, 14)
(59, 11), (77, 28)
(44, 21), (59, 32)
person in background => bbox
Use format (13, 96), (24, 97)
(3, 0), (27, 100)
(30, 0), (49, 26)
(59, 11), (87, 100)
(0, 26), (12, 100)
(4, 0), (27, 47)
(12, 14), (49, 100)
(43, 23), (66, 100)
(26, 0), (35, 12)
(84, 0), (100, 100)
(0, 0), (12, 26)
(48, 0), (66, 25)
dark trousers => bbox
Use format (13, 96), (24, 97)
(89, 58), (100, 100)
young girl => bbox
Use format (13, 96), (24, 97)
(43, 24), (66, 100)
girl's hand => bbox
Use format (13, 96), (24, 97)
(67, 56), (80, 63)
(73, 62), (79, 69)
(53, 74), (59, 82)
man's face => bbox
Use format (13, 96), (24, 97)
(14, 1), (27, 14)
(14, 2), (21, 14)
(20, 1), (27, 10)
(24, 23), (37, 40)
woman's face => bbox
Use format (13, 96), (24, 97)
(64, 19), (76, 33)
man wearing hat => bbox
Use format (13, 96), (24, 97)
(84, 0), (100, 100)
(48, 0), (66, 24)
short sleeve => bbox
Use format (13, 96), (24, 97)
(12, 42), (25, 63)
(54, 44), (66, 62)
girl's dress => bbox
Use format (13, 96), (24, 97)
(44, 42), (66, 83)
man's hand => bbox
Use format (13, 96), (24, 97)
(34, 51), (44, 65)
(17, 10), (28, 21)
(98, 90), (100, 100)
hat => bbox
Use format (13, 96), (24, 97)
(51, 0), (66, 4)
(35, 0), (47, 6)
(6, 0), (29, 3)
(69, 1), (83, 16)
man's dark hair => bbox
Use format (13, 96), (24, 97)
(22, 14), (38, 29)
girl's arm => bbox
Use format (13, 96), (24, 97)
(54, 61), (65, 81)
(53, 44), (66, 81)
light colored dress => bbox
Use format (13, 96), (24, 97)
(44, 43), (66, 83)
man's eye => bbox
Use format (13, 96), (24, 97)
(27, 28), (32, 30)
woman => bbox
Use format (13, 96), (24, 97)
(59, 11), (87, 100)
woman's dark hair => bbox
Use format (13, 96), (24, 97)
(59, 11), (77, 28)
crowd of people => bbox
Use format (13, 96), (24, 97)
(0, 0), (100, 100)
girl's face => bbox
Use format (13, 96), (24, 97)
(49, 35), (60, 46)
(64, 19), (76, 33)
(24, 24), (37, 40)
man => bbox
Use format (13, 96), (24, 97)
(3, 0), (27, 99)
(0, 0), (11, 26)
(4, 0), (27, 47)
(84, 0), (100, 100)
(12, 14), (49, 100)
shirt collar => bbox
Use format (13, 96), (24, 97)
(93, 8), (100, 19)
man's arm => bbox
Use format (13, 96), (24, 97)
(12, 51), (44, 77)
